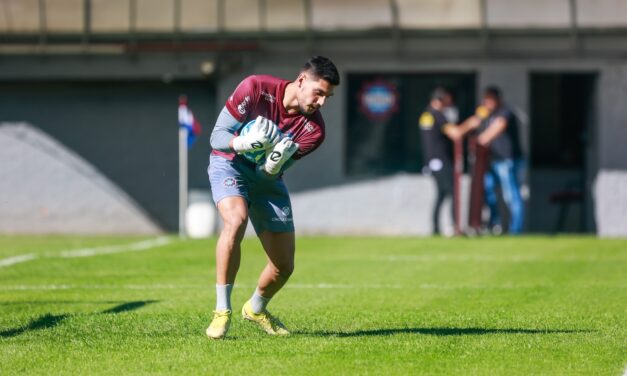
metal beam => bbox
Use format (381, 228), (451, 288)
(389, 0), (401, 55)
(304, 0), (313, 54)
(173, 0), (181, 50)
(38, 0), (47, 48)
(217, 0), (225, 33)
(258, 0), (267, 46)
(83, 0), (91, 49)
(479, 0), (489, 54)
(129, 0), (137, 52)
(2, 0), (13, 32)
(259, 0), (267, 32)
(569, 0), (580, 53)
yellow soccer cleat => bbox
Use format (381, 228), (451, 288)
(206, 309), (232, 339)
(241, 300), (290, 336)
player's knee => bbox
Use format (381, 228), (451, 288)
(222, 214), (247, 235)
(276, 261), (294, 280)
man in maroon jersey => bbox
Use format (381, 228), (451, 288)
(206, 56), (339, 339)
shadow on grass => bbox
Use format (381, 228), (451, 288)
(100, 300), (158, 314)
(299, 327), (589, 337)
(0, 313), (68, 338)
(0, 300), (159, 338)
(0, 300), (124, 306)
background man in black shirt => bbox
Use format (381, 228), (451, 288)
(419, 87), (479, 235)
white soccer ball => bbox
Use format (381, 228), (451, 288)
(238, 119), (268, 165)
(238, 119), (285, 165)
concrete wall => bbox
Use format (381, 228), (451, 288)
(0, 123), (160, 235)
(594, 170), (627, 237)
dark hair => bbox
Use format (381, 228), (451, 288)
(431, 86), (453, 101)
(484, 86), (502, 100)
(303, 56), (340, 86)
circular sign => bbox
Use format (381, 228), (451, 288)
(358, 80), (399, 121)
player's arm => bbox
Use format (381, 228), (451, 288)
(478, 116), (507, 146)
(442, 118), (478, 141)
(210, 107), (279, 153)
(443, 106), (489, 141)
(209, 107), (242, 152)
(441, 123), (462, 141)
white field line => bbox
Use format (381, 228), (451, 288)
(0, 253), (37, 268)
(1, 282), (624, 291)
(378, 255), (621, 262)
(57, 237), (172, 258)
(0, 237), (172, 269)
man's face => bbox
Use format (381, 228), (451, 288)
(483, 96), (498, 112)
(441, 94), (453, 108)
(296, 72), (335, 115)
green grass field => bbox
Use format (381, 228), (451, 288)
(0, 235), (625, 375)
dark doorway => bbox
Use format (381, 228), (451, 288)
(529, 73), (597, 233)
(345, 73), (476, 176)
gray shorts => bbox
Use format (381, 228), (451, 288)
(208, 155), (294, 234)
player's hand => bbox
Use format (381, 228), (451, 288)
(467, 116), (482, 130)
(262, 137), (299, 175)
(232, 116), (280, 153)
(477, 133), (490, 147)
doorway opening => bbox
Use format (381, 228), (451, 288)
(528, 73), (597, 233)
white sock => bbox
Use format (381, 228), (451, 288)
(215, 284), (233, 311)
(250, 288), (270, 314)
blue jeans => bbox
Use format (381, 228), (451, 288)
(484, 159), (524, 234)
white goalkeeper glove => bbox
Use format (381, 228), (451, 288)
(232, 116), (280, 153)
(262, 137), (299, 175)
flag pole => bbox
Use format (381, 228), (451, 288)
(178, 126), (188, 238)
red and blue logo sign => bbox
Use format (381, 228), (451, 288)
(358, 80), (399, 121)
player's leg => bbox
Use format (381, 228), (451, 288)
(484, 163), (501, 233)
(433, 162), (454, 235)
(215, 196), (248, 286)
(432, 166), (453, 235)
(241, 180), (293, 335)
(494, 159), (524, 234)
(206, 156), (250, 339)
(241, 231), (293, 336)
(431, 174), (446, 235)
(255, 231), (295, 299)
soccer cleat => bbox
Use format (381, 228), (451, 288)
(241, 300), (290, 336)
(206, 309), (232, 339)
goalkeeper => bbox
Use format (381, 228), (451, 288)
(205, 56), (339, 339)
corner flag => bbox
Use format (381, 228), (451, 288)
(178, 95), (202, 148)
(178, 94), (202, 237)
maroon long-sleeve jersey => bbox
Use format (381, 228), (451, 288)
(211, 75), (326, 162)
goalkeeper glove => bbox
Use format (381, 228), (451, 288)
(232, 116), (280, 153)
(262, 137), (299, 175)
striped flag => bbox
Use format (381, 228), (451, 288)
(178, 95), (202, 148)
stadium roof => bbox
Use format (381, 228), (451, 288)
(0, 0), (626, 55)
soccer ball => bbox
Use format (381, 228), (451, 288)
(238, 120), (267, 164)
(238, 119), (284, 165)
